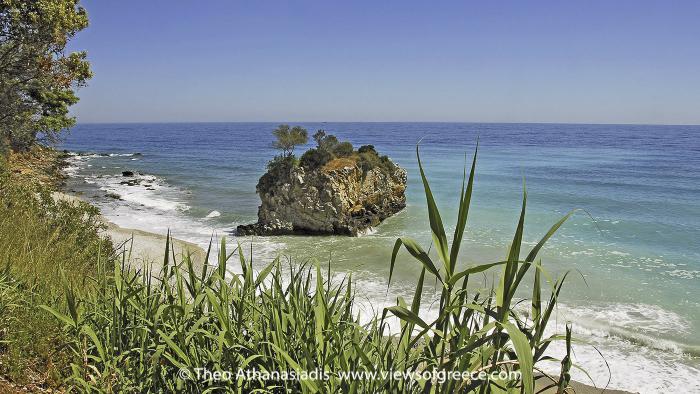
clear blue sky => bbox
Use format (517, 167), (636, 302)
(69, 0), (700, 124)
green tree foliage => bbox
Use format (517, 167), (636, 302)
(0, 0), (92, 152)
(272, 124), (308, 157)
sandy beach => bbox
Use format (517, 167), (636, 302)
(52, 191), (206, 272)
(535, 378), (636, 394)
(105, 222), (207, 271)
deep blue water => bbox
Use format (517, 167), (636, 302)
(61, 122), (700, 392)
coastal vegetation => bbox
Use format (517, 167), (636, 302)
(0, 161), (112, 389)
(0, 1), (95, 387)
(267, 126), (396, 177)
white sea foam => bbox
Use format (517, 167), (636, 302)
(667, 269), (700, 279)
(357, 226), (377, 236)
(108, 153), (140, 157)
(65, 152), (282, 262)
(91, 174), (188, 212)
(329, 267), (700, 393)
(560, 302), (690, 337)
(538, 303), (700, 393)
(64, 153), (100, 176)
(609, 250), (631, 256)
(205, 210), (221, 218)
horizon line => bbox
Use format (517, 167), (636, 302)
(73, 120), (700, 127)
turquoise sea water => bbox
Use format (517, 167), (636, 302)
(61, 123), (700, 392)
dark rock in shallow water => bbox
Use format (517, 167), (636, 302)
(122, 171), (134, 177)
(119, 179), (139, 186)
(236, 222), (295, 236)
(236, 160), (406, 237)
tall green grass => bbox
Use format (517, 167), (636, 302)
(38, 146), (582, 393)
(0, 170), (113, 387)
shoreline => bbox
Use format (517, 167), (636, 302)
(52, 191), (207, 272)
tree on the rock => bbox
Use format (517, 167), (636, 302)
(0, 0), (92, 152)
(312, 129), (338, 152)
(312, 129), (326, 146)
(272, 125), (308, 157)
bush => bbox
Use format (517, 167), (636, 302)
(332, 141), (354, 157)
(258, 155), (299, 192)
(358, 150), (396, 175)
(265, 154), (297, 173)
(379, 154), (396, 172)
(358, 144), (376, 154)
(300, 147), (332, 169)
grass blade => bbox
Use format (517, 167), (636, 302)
(416, 144), (450, 273)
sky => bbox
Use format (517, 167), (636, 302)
(68, 0), (700, 124)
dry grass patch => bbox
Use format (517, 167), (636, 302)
(322, 156), (358, 172)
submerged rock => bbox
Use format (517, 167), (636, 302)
(237, 158), (406, 236)
(105, 192), (122, 200)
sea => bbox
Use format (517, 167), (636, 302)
(60, 122), (700, 393)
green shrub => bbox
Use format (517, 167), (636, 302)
(268, 129), (397, 176)
(358, 150), (396, 175)
(300, 147), (332, 169)
(332, 141), (354, 157)
(259, 155), (299, 192)
(265, 154), (297, 172)
(358, 144), (376, 154)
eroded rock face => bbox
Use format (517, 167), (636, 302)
(236, 161), (406, 236)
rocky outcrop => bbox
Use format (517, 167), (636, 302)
(237, 159), (406, 236)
